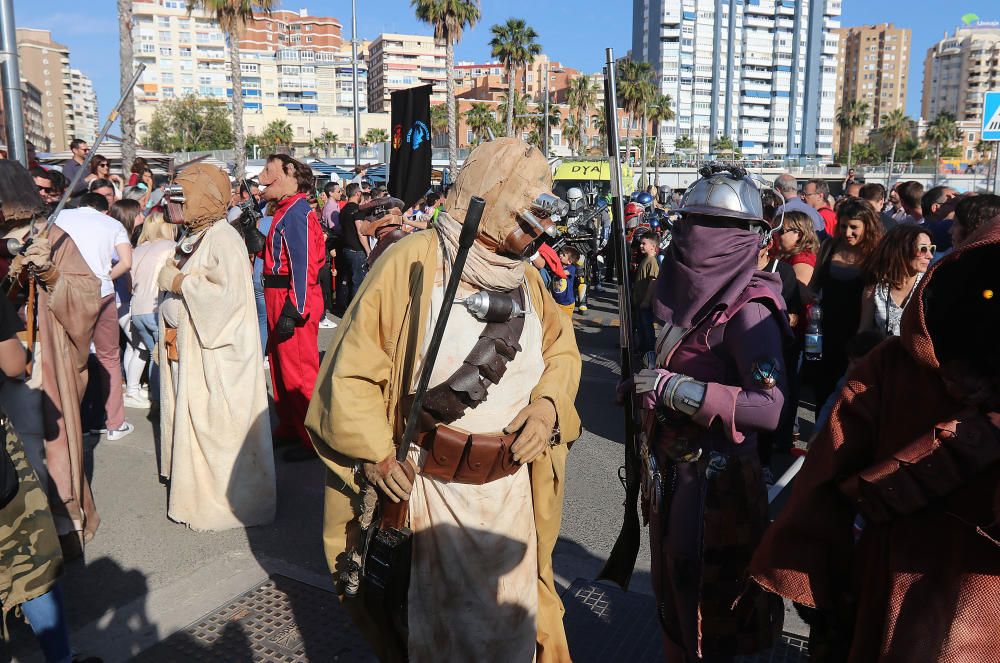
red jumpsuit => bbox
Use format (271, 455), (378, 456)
(263, 193), (326, 448)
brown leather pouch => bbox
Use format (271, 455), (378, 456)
(419, 425), (469, 483)
(417, 424), (519, 485)
(164, 327), (179, 362)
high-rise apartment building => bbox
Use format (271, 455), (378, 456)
(631, 0), (842, 159)
(922, 22), (1000, 123)
(0, 80), (49, 151)
(131, 1), (382, 151)
(70, 69), (99, 144)
(366, 33), (446, 112)
(16, 28), (76, 151)
(832, 24), (910, 156)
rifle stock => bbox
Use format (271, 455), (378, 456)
(596, 48), (642, 591)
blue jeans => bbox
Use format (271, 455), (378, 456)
(342, 248), (368, 308)
(131, 313), (160, 402)
(21, 586), (72, 663)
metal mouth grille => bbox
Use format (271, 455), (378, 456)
(135, 575), (375, 663)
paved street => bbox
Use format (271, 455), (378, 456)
(5, 287), (810, 662)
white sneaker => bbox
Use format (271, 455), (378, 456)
(319, 318), (337, 329)
(124, 393), (151, 409)
(263, 357), (270, 370)
(107, 422), (135, 441)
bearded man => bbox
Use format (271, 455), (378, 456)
(306, 138), (582, 662)
(157, 163), (275, 531)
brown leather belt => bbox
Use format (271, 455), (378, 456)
(415, 424), (519, 485)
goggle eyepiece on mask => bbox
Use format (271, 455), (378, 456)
(164, 184), (186, 225)
(495, 192), (566, 258)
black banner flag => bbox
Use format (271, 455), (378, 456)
(388, 84), (432, 208)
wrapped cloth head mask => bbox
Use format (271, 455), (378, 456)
(448, 138), (565, 257)
(165, 163), (232, 232)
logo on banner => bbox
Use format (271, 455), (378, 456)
(392, 124), (403, 150)
(406, 121), (430, 151)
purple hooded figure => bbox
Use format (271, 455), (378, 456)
(630, 166), (793, 661)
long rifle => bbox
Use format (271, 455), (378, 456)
(36, 63), (146, 238)
(359, 196), (487, 652)
(597, 47), (642, 590)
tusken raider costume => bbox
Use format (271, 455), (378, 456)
(306, 138), (583, 663)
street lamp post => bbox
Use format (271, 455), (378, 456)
(0, 0), (27, 166)
(350, 0), (360, 170)
(542, 61), (549, 158)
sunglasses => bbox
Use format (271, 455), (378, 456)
(97, 163), (109, 168)
(916, 244), (936, 256)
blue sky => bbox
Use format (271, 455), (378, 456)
(11, 0), (999, 123)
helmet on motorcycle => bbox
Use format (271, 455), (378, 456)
(636, 191), (654, 209)
(566, 187), (585, 213)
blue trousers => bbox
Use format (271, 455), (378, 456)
(20, 586), (72, 663)
(131, 313), (160, 402)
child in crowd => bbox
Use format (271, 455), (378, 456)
(552, 245), (580, 320)
(633, 231), (660, 352)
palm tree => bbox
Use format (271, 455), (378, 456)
(430, 103), (450, 139)
(878, 109), (911, 180)
(593, 113), (607, 154)
(363, 128), (390, 146)
(711, 135), (741, 160)
(188, 0), (277, 179)
(531, 104), (561, 153)
(647, 94), (674, 186)
(499, 91), (531, 137)
(465, 103), (499, 145)
(835, 99), (870, 169)
(567, 75), (597, 147)
(925, 111), (960, 182)
(413, 0), (480, 179)
(974, 138), (992, 163)
(261, 120), (293, 151)
(674, 135), (695, 151)
(489, 18), (542, 138)
(118, 0), (136, 174)
(318, 129), (338, 157)
(562, 115), (583, 155)
(616, 59), (655, 164)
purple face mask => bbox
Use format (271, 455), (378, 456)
(653, 215), (763, 328)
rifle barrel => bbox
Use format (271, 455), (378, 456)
(597, 47), (642, 590)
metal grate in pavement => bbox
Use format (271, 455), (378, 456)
(134, 575), (375, 663)
(562, 579), (809, 663)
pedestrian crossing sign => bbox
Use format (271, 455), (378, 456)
(984, 91), (1000, 141)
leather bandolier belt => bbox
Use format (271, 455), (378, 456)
(403, 287), (526, 486)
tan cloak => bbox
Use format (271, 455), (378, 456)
(158, 220), (275, 531)
(1, 222), (101, 543)
(306, 229), (582, 663)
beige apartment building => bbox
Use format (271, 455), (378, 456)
(15, 28), (77, 152)
(366, 33), (446, 112)
(454, 54), (581, 104)
(832, 23), (911, 156)
(0, 80), (48, 151)
(131, 1), (383, 152)
(922, 23), (1000, 123)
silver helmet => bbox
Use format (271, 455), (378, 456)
(566, 187), (585, 213)
(676, 166), (764, 223)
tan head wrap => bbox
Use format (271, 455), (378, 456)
(436, 139), (553, 292)
(175, 163), (231, 231)
(447, 138), (553, 248)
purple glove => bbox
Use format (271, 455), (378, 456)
(633, 368), (675, 410)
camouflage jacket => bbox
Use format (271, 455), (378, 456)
(0, 423), (63, 637)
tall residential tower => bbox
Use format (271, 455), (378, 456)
(922, 22), (1000, 123)
(631, 0), (842, 160)
(832, 23), (910, 156)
